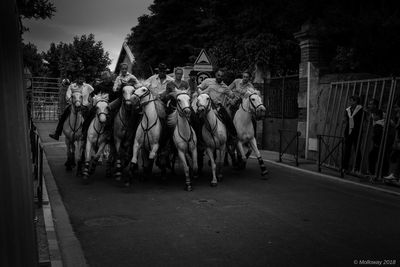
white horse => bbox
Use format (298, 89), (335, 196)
(168, 91), (198, 191)
(128, 86), (164, 186)
(193, 93), (227, 186)
(113, 85), (140, 181)
(233, 91), (268, 176)
(82, 93), (111, 184)
(63, 92), (84, 173)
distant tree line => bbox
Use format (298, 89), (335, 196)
(19, 0), (110, 82)
(22, 34), (111, 82)
(128, 0), (400, 80)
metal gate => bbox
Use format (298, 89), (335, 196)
(319, 77), (400, 179)
(29, 77), (62, 121)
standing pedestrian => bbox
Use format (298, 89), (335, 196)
(343, 95), (363, 173)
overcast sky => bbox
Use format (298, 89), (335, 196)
(22, 0), (153, 71)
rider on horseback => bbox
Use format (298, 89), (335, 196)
(109, 63), (141, 113)
(196, 68), (237, 137)
(228, 71), (259, 132)
(49, 74), (94, 140)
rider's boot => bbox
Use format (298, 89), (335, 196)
(49, 105), (71, 140)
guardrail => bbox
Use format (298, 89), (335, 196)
(30, 120), (44, 207)
(278, 129), (301, 166)
(317, 134), (345, 178)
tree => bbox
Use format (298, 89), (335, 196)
(43, 34), (111, 82)
(22, 42), (46, 76)
(127, 0), (400, 78)
(18, 0), (56, 32)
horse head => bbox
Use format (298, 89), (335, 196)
(175, 90), (191, 118)
(122, 85), (136, 108)
(196, 93), (212, 116)
(71, 92), (83, 110)
(246, 91), (266, 119)
(93, 93), (109, 123)
(132, 86), (150, 107)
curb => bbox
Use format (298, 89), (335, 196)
(253, 156), (400, 197)
(42, 151), (88, 267)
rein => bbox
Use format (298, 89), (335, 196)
(240, 93), (265, 114)
(68, 103), (83, 141)
(136, 90), (159, 149)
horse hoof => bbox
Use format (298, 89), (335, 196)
(124, 182), (131, 187)
(217, 174), (223, 182)
(210, 182), (218, 187)
(185, 184), (193, 191)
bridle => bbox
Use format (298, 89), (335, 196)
(175, 92), (195, 150)
(241, 92), (265, 114)
(133, 88), (155, 107)
(196, 94), (212, 114)
(176, 92), (191, 118)
(95, 100), (109, 123)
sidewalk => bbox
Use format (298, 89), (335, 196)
(258, 150), (400, 196)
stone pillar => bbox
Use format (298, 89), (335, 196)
(294, 22), (322, 158)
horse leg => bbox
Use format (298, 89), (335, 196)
(114, 139), (122, 181)
(65, 139), (72, 170)
(75, 139), (83, 176)
(249, 138), (268, 176)
(145, 143), (159, 174)
(206, 148), (217, 186)
(178, 150), (192, 191)
(70, 141), (76, 167)
(192, 148), (199, 180)
(236, 141), (247, 170)
(91, 142), (107, 175)
(82, 140), (92, 184)
(128, 140), (140, 187)
(217, 145), (225, 182)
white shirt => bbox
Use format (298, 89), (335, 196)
(113, 72), (140, 92)
(144, 74), (174, 95)
(66, 82), (94, 106)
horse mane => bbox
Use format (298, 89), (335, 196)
(167, 110), (177, 129)
(92, 93), (109, 106)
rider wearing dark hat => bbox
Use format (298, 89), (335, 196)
(144, 63), (174, 96)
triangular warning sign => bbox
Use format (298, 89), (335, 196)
(194, 49), (212, 65)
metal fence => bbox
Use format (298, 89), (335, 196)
(319, 77), (400, 179)
(278, 129), (301, 166)
(30, 120), (44, 207)
(29, 77), (62, 121)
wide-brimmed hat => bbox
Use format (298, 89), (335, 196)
(155, 63), (170, 72)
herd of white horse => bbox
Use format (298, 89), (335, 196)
(62, 85), (268, 191)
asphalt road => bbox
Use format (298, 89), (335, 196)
(37, 123), (400, 267)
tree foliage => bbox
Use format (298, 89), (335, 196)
(43, 34), (111, 82)
(22, 42), (46, 76)
(18, 0), (56, 19)
(128, 0), (400, 79)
